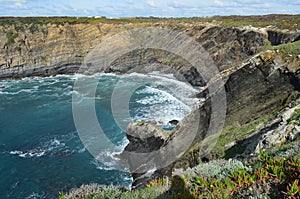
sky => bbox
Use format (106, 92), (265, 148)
(0, 0), (299, 17)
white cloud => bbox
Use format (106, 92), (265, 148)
(0, 0), (298, 17)
(214, 0), (224, 6)
(0, 0), (27, 8)
(0, 0), (25, 2)
(146, 0), (155, 7)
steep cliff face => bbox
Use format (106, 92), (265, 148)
(0, 21), (299, 189)
(0, 23), (141, 78)
(267, 29), (300, 46)
(225, 50), (300, 125)
(121, 50), (300, 189)
(0, 22), (299, 80)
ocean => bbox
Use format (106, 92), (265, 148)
(0, 73), (199, 198)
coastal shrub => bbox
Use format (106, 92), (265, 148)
(184, 159), (249, 181)
(271, 40), (300, 58)
(6, 30), (18, 45)
(87, 185), (123, 199)
(64, 184), (105, 199)
(267, 138), (300, 159)
(41, 28), (48, 37)
(211, 114), (273, 158)
(29, 24), (39, 34)
(66, 152), (300, 199)
(187, 152), (300, 198)
(14, 25), (25, 32)
(288, 108), (300, 124)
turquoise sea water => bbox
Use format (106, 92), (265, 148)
(0, 73), (198, 198)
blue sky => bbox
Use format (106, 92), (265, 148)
(0, 0), (299, 17)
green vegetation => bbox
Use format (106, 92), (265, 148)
(211, 114), (273, 158)
(14, 25), (25, 32)
(288, 108), (300, 124)
(59, 108), (300, 199)
(41, 28), (48, 37)
(0, 14), (299, 30)
(61, 151), (300, 199)
(58, 192), (65, 199)
(211, 14), (300, 30)
(6, 30), (18, 45)
(268, 40), (300, 58)
(29, 24), (39, 34)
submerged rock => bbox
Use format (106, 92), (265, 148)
(168, 120), (179, 126)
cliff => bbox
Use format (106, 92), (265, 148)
(0, 20), (299, 80)
(118, 42), (300, 188)
(0, 17), (300, 192)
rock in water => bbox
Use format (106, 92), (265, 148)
(168, 120), (179, 126)
(120, 122), (169, 189)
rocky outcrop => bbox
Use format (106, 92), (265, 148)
(0, 22), (298, 80)
(220, 95), (300, 160)
(1, 20), (300, 190)
(0, 23), (133, 79)
(120, 122), (169, 189)
(224, 50), (300, 125)
(267, 29), (300, 46)
(122, 49), (300, 189)
(123, 122), (169, 153)
(236, 96), (300, 156)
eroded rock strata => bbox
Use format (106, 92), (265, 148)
(0, 22), (299, 79)
(0, 21), (299, 189)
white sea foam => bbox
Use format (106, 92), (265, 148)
(109, 72), (201, 127)
(78, 147), (86, 153)
(89, 136), (129, 171)
(9, 132), (80, 159)
(10, 150), (46, 158)
(25, 192), (46, 199)
(132, 85), (197, 126)
(91, 159), (115, 171)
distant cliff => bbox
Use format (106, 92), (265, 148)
(0, 20), (299, 79)
(0, 18), (299, 190)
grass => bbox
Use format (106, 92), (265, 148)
(288, 108), (300, 124)
(268, 40), (300, 58)
(61, 151), (300, 199)
(60, 108), (300, 199)
(210, 114), (273, 158)
(0, 14), (299, 31)
(211, 14), (300, 30)
(6, 30), (18, 45)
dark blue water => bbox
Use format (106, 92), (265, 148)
(0, 73), (198, 198)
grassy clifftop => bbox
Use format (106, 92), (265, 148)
(0, 14), (299, 30)
(60, 140), (300, 199)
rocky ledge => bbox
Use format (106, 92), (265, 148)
(120, 48), (300, 189)
(0, 21), (299, 81)
(0, 19), (300, 192)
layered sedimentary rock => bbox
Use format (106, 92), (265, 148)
(120, 49), (300, 188)
(0, 21), (300, 189)
(0, 22), (299, 79)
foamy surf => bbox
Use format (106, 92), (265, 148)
(0, 71), (201, 198)
(10, 150), (46, 158)
(8, 132), (83, 159)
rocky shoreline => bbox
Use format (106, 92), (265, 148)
(1, 21), (299, 80)
(0, 18), (300, 197)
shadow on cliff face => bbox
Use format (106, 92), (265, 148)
(224, 121), (281, 159)
(156, 176), (194, 199)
